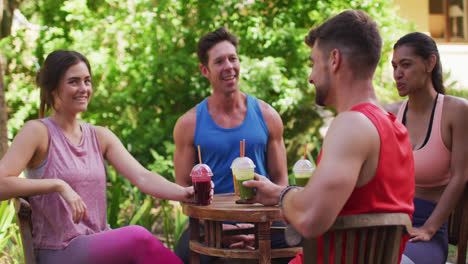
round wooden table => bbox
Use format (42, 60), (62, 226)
(181, 193), (302, 264)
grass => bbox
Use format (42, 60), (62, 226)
(447, 244), (468, 264)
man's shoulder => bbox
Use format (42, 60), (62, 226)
(256, 98), (280, 118)
(174, 107), (197, 136)
(331, 110), (380, 140)
(255, 98), (283, 131)
(178, 106), (197, 122)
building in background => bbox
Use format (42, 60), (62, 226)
(395, 0), (468, 89)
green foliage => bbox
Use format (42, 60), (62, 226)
(0, 201), (23, 263)
(1, 0), (416, 259)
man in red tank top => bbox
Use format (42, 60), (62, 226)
(243, 10), (415, 263)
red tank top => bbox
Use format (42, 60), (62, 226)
(340, 103), (414, 216)
(298, 103), (415, 264)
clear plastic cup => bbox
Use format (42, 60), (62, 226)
(190, 164), (213, 205)
(230, 157), (256, 199)
(293, 159), (314, 187)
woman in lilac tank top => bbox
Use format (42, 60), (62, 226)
(0, 50), (208, 264)
(385, 33), (468, 264)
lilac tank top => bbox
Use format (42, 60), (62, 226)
(26, 118), (110, 249)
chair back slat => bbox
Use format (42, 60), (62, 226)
(385, 226), (404, 264)
(374, 228), (387, 262)
(447, 183), (468, 264)
(323, 232), (331, 264)
(334, 230), (343, 264)
(344, 230), (355, 263)
(356, 229), (367, 263)
(304, 237), (318, 264)
(365, 228), (378, 263)
(303, 213), (411, 264)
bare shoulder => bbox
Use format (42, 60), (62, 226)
(8, 120), (49, 168)
(444, 95), (468, 122)
(325, 111), (379, 149)
(94, 125), (119, 153)
(22, 119), (48, 134)
(94, 125), (115, 139)
(19, 120), (49, 145)
(257, 99), (283, 130)
(382, 101), (404, 115)
(173, 107), (197, 143)
(332, 111), (377, 132)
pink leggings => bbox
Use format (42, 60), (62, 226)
(35, 225), (183, 264)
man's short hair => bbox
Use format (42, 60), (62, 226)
(305, 10), (382, 79)
(197, 27), (238, 66)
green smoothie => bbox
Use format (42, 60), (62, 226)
(232, 168), (255, 199)
(294, 171), (313, 187)
(236, 178), (255, 199)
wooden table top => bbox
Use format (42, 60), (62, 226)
(182, 193), (283, 223)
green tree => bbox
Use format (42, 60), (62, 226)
(0, 0), (415, 259)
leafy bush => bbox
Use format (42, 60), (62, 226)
(1, 0), (415, 259)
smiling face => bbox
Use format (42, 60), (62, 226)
(308, 42), (331, 106)
(200, 40), (240, 95)
(53, 62), (92, 114)
(391, 45), (432, 97)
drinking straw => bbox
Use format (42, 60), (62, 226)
(303, 143), (308, 160)
(240, 141), (243, 157)
(243, 139), (245, 157)
(197, 145), (202, 164)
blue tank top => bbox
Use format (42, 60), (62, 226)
(194, 93), (270, 194)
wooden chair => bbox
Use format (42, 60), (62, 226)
(303, 213), (412, 264)
(448, 183), (468, 264)
(13, 197), (36, 264)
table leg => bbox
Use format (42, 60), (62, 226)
(257, 222), (271, 264)
(190, 218), (200, 264)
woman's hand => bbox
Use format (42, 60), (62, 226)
(58, 181), (88, 224)
(181, 186), (195, 203)
(181, 181), (215, 204)
(409, 226), (435, 242)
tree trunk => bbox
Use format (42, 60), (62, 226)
(0, 61), (7, 158)
(0, 0), (20, 158)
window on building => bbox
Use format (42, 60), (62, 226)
(429, 0), (467, 41)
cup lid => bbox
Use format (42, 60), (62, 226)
(190, 164), (213, 177)
(230, 157), (256, 169)
(293, 159), (314, 172)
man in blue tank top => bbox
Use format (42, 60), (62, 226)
(173, 27), (290, 263)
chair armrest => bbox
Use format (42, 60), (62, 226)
(13, 197), (36, 264)
(13, 197), (32, 220)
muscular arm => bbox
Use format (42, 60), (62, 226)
(281, 112), (380, 238)
(415, 97), (468, 240)
(173, 108), (197, 187)
(97, 126), (193, 202)
(258, 100), (288, 186)
(0, 121), (66, 201)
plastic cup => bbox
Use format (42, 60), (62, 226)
(231, 157), (256, 200)
(190, 164), (213, 205)
(293, 159), (314, 187)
